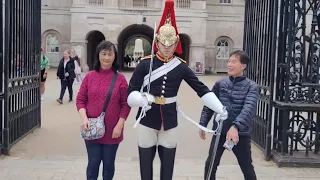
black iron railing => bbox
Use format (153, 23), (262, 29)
(244, 0), (320, 167)
(243, 0), (278, 160)
(1, 0), (41, 155)
(0, 0), (3, 153)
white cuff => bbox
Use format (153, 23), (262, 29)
(200, 92), (224, 114)
(127, 91), (144, 107)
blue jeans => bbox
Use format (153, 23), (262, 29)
(85, 141), (119, 180)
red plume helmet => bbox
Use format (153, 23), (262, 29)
(154, 0), (182, 54)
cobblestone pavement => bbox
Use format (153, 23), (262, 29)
(0, 70), (319, 180)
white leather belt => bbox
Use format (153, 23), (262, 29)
(154, 96), (177, 105)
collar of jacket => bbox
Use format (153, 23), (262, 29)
(229, 75), (246, 83)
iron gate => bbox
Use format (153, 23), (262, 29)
(244, 0), (320, 167)
(0, 0), (41, 155)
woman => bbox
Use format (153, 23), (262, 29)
(56, 50), (75, 104)
(76, 41), (131, 180)
(71, 49), (83, 84)
(40, 48), (50, 101)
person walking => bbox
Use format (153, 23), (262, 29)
(40, 48), (49, 101)
(56, 50), (75, 104)
(71, 49), (83, 84)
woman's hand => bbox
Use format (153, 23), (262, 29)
(82, 119), (90, 132)
(112, 119), (125, 139)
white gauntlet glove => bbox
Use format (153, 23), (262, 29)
(128, 91), (154, 108)
(141, 93), (155, 111)
(216, 106), (228, 122)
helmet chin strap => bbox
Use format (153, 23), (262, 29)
(156, 41), (178, 62)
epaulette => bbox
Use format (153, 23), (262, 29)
(177, 57), (186, 63)
(140, 55), (152, 60)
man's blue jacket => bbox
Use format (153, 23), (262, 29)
(199, 76), (259, 137)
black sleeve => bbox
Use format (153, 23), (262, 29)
(68, 60), (75, 73)
(182, 64), (211, 97)
(56, 59), (62, 77)
(233, 82), (259, 132)
(128, 60), (147, 94)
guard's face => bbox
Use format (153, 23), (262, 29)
(227, 54), (246, 77)
(99, 49), (115, 69)
(157, 41), (176, 58)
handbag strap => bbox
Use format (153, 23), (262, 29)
(102, 72), (118, 113)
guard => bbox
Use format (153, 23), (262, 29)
(127, 0), (228, 179)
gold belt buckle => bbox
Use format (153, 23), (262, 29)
(154, 96), (166, 105)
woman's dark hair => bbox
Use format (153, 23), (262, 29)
(93, 40), (119, 72)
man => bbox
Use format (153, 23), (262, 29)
(127, 0), (228, 179)
(199, 50), (259, 180)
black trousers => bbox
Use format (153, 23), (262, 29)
(204, 135), (257, 180)
(59, 78), (74, 101)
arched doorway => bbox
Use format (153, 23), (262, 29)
(175, 33), (191, 65)
(86, 31), (105, 70)
(42, 29), (62, 67)
(117, 24), (154, 70)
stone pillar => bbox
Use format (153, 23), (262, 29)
(70, 40), (89, 72)
(189, 44), (206, 75)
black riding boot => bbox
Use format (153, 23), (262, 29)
(158, 145), (176, 180)
(138, 146), (156, 180)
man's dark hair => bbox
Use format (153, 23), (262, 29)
(94, 40), (119, 72)
(229, 50), (250, 65)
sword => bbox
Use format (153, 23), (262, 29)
(133, 22), (157, 128)
(206, 107), (227, 180)
(147, 22), (157, 93)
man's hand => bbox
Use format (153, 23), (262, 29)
(199, 129), (206, 140)
(226, 126), (239, 145)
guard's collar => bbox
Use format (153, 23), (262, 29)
(156, 52), (174, 62)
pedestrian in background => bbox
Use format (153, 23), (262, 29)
(40, 48), (50, 101)
(71, 49), (83, 84)
(56, 50), (75, 104)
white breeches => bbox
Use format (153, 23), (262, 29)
(138, 124), (177, 148)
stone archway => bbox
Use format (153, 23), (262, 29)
(176, 33), (191, 65)
(117, 24), (154, 70)
(86, 30), (105, 70)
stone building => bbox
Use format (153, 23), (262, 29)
(41, 0), (245, 74)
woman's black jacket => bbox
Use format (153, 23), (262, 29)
(56, 58), (76, 80)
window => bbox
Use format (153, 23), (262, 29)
(133, 0), (147, 7)
(46, 34), (59, 53)
(216, 40), (229, 59)
(89, 0), (103, 5)
(177, 0), (191, 9)
(219, 0), (232, 4)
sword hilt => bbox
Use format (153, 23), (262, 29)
(211, 106), (227, 135)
